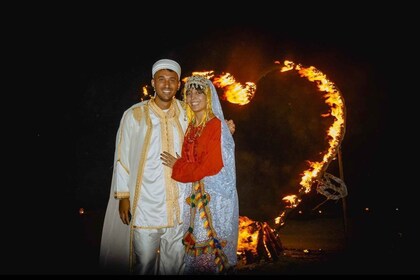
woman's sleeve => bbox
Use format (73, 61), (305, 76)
(172, 119), (223, 183)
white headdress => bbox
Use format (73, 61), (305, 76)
(205, 78), (238, 267)
(152, 59), (181, 79)
(204, 79), (236, 200)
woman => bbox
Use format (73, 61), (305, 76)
(161, 75), (239, 274)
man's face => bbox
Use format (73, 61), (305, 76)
(152, 69), (180, 106)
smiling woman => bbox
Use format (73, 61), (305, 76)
(161, 75), (239, 275)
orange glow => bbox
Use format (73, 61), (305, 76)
(282, 195), (300, 208)
(140, 86), (149, 101)
(237, 216), (259, 254)
(237, 216), (283, 261)
(213, 73), (256, 105)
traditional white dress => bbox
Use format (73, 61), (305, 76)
(99, 98), (188, 274)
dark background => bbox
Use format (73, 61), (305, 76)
(15, 10), (418, 274)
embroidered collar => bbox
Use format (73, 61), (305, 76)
(148, 98), (179, 119)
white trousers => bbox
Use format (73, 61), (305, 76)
(133, 223), (185, 275)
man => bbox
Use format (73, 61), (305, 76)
(99, 59), (235, 275)
(99, 59), (187, 275)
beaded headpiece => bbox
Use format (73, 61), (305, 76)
(185, 75), (208, 90)
(183, 75), (213, 125)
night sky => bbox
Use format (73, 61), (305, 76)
(22, 14), (418, 274)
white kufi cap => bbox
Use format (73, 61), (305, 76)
(152, 59), (181, 79)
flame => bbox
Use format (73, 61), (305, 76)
(237, 216), (283, 262)
(282, 195), (300, 208)
(274, 195), (301, 226)
(237, 216), (259, 254)
(295, 64), (346, 193)
(274, 212), (285, 226)
(140, 86), (149, 101)
(213, 73), (256, 105)
(271, 60), (346, 225)
(181, 71), (216, 83)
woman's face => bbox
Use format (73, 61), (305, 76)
(186, 88), (207, 114)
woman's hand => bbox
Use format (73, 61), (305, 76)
(161, 151), (179, 168)
(226, 119), (236, 135)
